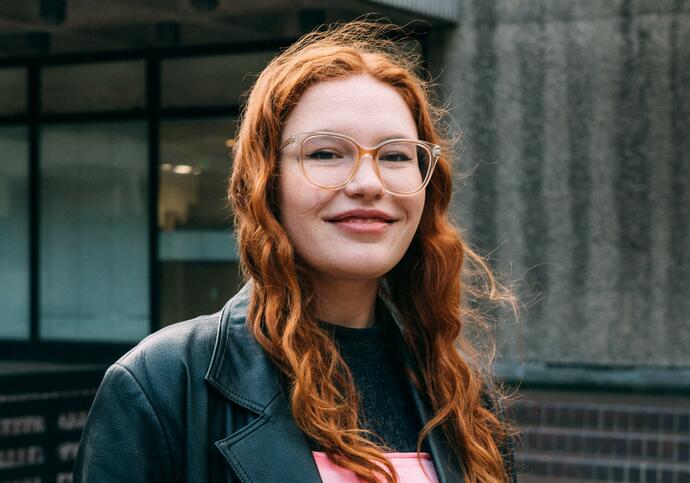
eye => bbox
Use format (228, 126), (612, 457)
(305, 149), (343, 161)
(379, 152), (413, 162)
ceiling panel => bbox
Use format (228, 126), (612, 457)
(0, 0), (447, 58)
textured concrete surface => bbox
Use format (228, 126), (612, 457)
(429, 0), (690, 366)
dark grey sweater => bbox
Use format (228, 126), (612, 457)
(315, 316), (424, 452)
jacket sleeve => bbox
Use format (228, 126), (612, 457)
(73, 363), (177, 482)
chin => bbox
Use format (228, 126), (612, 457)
(322, 260), (398, 281)
(299, 245), (409, 282)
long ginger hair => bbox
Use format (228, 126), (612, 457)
(229, 20), (516, 483)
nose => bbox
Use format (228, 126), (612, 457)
(343, 153), (385, 199)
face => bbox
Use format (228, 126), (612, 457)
(278, 74), (425, 283)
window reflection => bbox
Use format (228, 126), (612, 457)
(158, 118), (241, 326)
(159, 262), (242, 325)
(42, 61), (146, 113)
(161, 52), (274, 108)
(40, 122), (150, 342)
(158, 118), (235, 231)
(0, 126), (30, 339)
(0, 68), (27, 115)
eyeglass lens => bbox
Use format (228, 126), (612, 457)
(301, 134), (431, 194)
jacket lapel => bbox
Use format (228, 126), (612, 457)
(213, 391), (322, 483)
(205, 283), (323, 483)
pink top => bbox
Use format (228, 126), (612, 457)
(312, 451), (439, 483)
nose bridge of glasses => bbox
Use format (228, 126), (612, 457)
(351, 146), (382, 181)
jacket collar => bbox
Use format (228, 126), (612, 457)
(205, 282), (462, 483)
(205, 282), (282, 414)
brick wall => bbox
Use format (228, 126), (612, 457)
(511, 390), (690, 482)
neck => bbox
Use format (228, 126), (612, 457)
(311, 276), (379, 329)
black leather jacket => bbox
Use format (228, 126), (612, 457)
(74, 283), (516, 482)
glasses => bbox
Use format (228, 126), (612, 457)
(280, 132), (441, 197)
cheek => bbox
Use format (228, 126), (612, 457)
(278, 168), (307, 221)
(278, 172), (334, 238)
(280, 187), (329, 221)
(406, 195), (426, 233)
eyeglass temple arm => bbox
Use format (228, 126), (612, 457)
(279, 135), (298, 150)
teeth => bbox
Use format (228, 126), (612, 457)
(338, 217), (386, 223)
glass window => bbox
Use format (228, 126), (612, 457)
(0, 126), (30, 339)
(39, 122), (149, 342)
(158, 118), (241, 325)
(159, 262), (242, 325)
(161, 52), (274, 108)
(42, 61), (146, 113)
(0, 68), (27, 115)
(158, 118), (236, 231)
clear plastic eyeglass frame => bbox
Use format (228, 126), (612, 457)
(280, 131), (442, 197)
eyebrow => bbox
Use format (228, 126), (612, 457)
(317, 129), (417, 143)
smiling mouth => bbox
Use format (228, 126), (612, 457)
(330, 217), (394, 224)
(326, 217), (395, 234)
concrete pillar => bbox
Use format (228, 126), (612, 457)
(429, 0), (690, 367)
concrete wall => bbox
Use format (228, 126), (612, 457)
(429, 0), (690, 367)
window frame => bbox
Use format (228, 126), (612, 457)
(0, 40), (294, 363)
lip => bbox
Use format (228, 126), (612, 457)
(325, 209), (397, 235)
(326, 209), (397, 223)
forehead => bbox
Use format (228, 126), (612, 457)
(281, 74), (419, 143)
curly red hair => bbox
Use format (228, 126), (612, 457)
(229, 20), (516, 483)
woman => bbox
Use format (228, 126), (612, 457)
(74, 20), (517, 483)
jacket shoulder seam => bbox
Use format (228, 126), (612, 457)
(113, 362), (180, 482)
